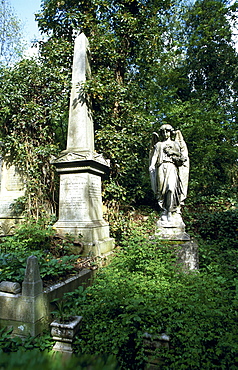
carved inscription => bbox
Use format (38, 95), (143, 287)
(0, 201), (12, 217)
(58, 173), (103, 221)
(60, 176), (87, 212)
(89, 181), (101, 200)
(6, 166), (24, 192)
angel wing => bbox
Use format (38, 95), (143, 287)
(149, 132), (159, 162)
(174, 130), (189, 201)
(149, 132), (159, 194)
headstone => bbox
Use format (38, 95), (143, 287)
(0, 159), (25, 235)
(52, 32), (114, 256)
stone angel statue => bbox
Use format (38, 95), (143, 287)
(149, 124), (189, 223)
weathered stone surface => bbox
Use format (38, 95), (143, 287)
(0, 281), (21, 294)
(155, 213), (190, 240)
(0, 160), (25, 235)
(176, 238), (199, 270)
(151, 238), (199, 271)
(22, 256), (43, 297)
(51, 316), (82, 356)
(52, 32), (114, 256)
(66, 32), (93, 154)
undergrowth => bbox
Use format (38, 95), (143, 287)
(0, 220), (82, 284)
(0, 201), (237, 369)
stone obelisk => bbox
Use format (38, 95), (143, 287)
(52, 32), (114, 256)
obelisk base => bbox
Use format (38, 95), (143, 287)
(53, 220), (114, 256)
(52, 156), (114, 257)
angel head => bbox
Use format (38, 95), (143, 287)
(159, 124), (174, 140)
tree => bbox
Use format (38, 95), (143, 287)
(173, 0), (238, 197)
(0, 0), (25, 66)
(36, 0), (185, 205)
(36, 0), (238, 206)
(0, 57), (71, 218)
(1, 0), (237, 219)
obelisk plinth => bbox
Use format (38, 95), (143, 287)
(52, 32), (114, 257)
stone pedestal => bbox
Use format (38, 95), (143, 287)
(154, 213), (199, 271)
(155, 213), (190, 241)
(176, 239), (199, 270)
(51, 316), (82, 358)
(53, 154), (114, 256)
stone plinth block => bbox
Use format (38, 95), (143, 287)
(155, 213), (190, 241)
(0, 161), (25, 235)
(176, 239), (199, 270)
(52, 159), (114, 256)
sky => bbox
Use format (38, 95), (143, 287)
(9, 0), (42, 45)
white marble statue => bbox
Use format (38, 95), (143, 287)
(149, 124), (189, 223)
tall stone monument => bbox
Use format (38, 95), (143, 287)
(52, 32), (114, 256)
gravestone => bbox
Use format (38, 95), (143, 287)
(0, 158), (25, 235)
(52, 32), (114, 256)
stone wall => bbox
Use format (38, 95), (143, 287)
(0, 256), (93, 337)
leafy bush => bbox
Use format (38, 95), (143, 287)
(0, 328), (53, 353)
(0, 327), (119, 369)
(192, 209), (238, 241)
(60, 232), (238, 369)
(0, 220), (80, 284)
(0, 347), (118, 370)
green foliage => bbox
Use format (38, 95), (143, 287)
(10, 221), (55, 251)
(35, 0), (185, 205)
(0, 248), (78, 283)
(0, 220), (79, 283)
(34, 0), (238, 206)
(50, 292), (82, 322)
(0, 350), (119, 370)
(0, 0), (237, 212)
(192, 209), (238, 241)
(0, 0), (26, 66)
(0, 328), (54, 353)
(0, 251), (26, 282)
(0, 328), (118, 369)
(183, 186), (238, 238)
(0, 56), (70, 218)
(49, 227), (238, 369)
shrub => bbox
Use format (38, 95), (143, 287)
(0, 220), (79, 284)
(63, 232), (238, 369)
